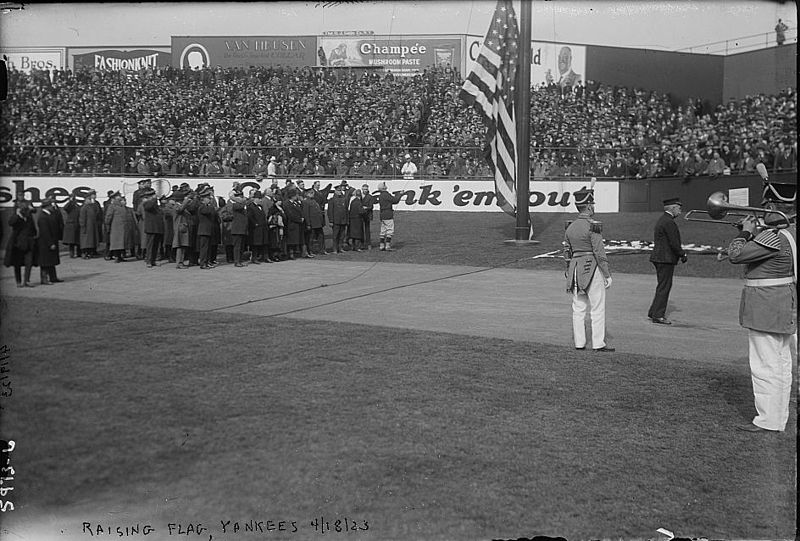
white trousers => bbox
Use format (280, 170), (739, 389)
(748, 329), (794, 431)
(571, 267), (606, 349)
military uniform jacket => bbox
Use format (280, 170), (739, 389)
(650, 212), (685, 264)
(728, 227), (796, 334)
(564, 214), (610, 293)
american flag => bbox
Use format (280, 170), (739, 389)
(460, 0), (520, 216)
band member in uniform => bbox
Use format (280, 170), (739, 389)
(196, 186), (219, 270)
(132, 178), (151, 259)
(647, 197), (688, 325)
(62, 189), (81, 258)
(563, 186), (614, 352)
(727, 210), (796, 433)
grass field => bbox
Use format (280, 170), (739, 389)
(0, 210), (794, 541)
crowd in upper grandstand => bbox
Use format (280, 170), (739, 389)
(0, 64), (796, 179)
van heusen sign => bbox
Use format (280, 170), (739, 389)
(0, 177), (619, 213)
(171, 36), (317, 69)
(72, 49), (172, 71)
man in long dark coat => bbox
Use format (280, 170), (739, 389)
(79, 189), (103, 259)
(229, 188), (248, 267)
(360, 183), (376, 250)
(36, 197), (62, 284)
(327, 185), (349, 254)
(647, 197), (687, 325)
(196, 187), (218, 269)
(141, 187), (164, 269)
(302, 189), (325, 256)
(62, 189), (81, 258)
(247, 191), (269, 264)
(131, 178), (151, 259)
(284, 189), (304, 260)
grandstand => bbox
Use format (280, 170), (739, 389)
(0, 63), (796, 180)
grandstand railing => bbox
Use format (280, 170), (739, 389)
(676, 26), (797, 55)
(1, 145), (794, 180)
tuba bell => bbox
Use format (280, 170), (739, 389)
(685, 191), (792, 229)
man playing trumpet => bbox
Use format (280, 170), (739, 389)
(727, 207), (796, 433)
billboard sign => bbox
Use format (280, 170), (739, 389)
(1, 177), (619, 213)
(171, 36), (316, 69)
(72, 49), (172, 71)
(465, 37), (587, 90)
(318, 36), (461, 76)
(0, 48), (64, 73)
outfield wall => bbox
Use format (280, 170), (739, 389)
(1, 174), (792, 213)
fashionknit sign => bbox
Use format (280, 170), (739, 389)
(0, 177), (620, 213)
(171, 36), (317, 69)
(72, 49), (172, 71)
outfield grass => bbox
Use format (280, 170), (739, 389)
(1, 297), (794, 541)
(332, 211), (744, 278)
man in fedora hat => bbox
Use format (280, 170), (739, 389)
(141, 186), (164, 268)
(647, 197), (687, 325)
(563, 184), (614, 351)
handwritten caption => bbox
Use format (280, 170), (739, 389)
(0, 439), (15, 512)
(0, 345), (10, 405)
(81, 517), (369, 538)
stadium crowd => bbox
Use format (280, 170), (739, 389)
(0, 64), (796, 179)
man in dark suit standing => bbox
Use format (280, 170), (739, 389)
(647, 197), (687, 325)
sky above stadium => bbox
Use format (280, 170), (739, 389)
(0, 1), (796, 51)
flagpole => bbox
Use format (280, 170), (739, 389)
(515, 0), (533, 241)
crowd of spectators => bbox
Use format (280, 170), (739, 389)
(0, 64), (796, 180)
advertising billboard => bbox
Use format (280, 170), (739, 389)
(1, 177), (619, 213)
(319, 36), (461, 76)
(171, 36), (316, 69)
(71, 49), (172, 71)
(465, 37), (587, 90)
(0, 48), (65, 73)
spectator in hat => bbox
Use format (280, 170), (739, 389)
(228, 190), (249, 267)
(267, 156), (278, 179)
(327, 184), (349, 254)
(647, 197), (687, 325)
(401, 154), (417, 180)
(267, 197), (286, 262)
(79, 189), (103, 259)
(347, 188), (365, 251)
(62, 189), (81, 258)
(4, 199), (38, 288)
(196, 187), (218, 269)
(172, 189), (195, 269)
(284, 189), (304, 260)
(302, 189), (325, 256)
(360, 183), (376, 250)
(132, 178), (151, 259)
(160, 195), (176, 262)
(141, 187), (164, 268)
(104, 192), (127, 263)
(563, 184), (614, 351)
(121, 196), (139, 259)
(775, 18), (788, 45)
(247, 190), (268, 264)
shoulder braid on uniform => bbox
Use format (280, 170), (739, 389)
(754, 229), (782, 250)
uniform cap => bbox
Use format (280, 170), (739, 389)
(573, 187), (594, 206)
(662, 197), (682, 206)
(137, 178), (151, 185)
(107, 190), (116, 197)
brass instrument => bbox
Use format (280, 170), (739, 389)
(684, 191), (792, 229)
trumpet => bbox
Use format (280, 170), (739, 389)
(684, 191), (792, 229)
